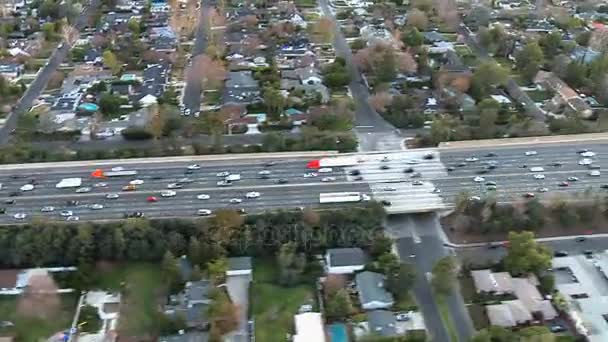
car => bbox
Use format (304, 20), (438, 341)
(246, 192), (260, 199)
(382, 187), (397, 192)
(588, 164), (601, 170)
(465, 157), (478, 162)
(381, 156), (390, 162)
(178, 177), (194, 183)
(66, 200), (79, 206)
(456, 162), (467, 167)
(362, 194), (371, 201)
(124, 211), (145, 218)
(216, 171), (230, 177)
(447, 167), (456, 172)
(76, 187), (91, 193)
(548, 162), (563, 167)
(349, 170), (361, 176)
(146, 196), (158, 202)
(486, 185), (497, 191)
(13, 213), (26, 220)
(380, 200), (392, 206)
(576, 237), (587, 242)
(554, 250), (569, 257)
(524, 192), (535, 198)
(406, 159), (421, 165)
(94, 182), (108, 187)
(589, 170), (601, 177)
(258, 174), (270, 179)
(229, 198), (242, 204)
(41, 206), (55, 212)
(0, 208), (4, 214)
(8, 191), (19, 197)
(580, 151), (595, 157)
(276, 178), (288, 184)
(380, 165), (390, 170)
(567, 176), (579, 181)
(519, 164), (528, 168)
(217, 181), (232, 187)
(353, 176), (364, 181)
(601, 184), (608, 189)
(473, 176), (485, 183)
(538, 187), (549, 193)
(111, 166), (124, 172)
(20, 184), (34, 192)
(476, 169), (489, 174)
(187, 164), (201, 170)
(67, 216), (80, 221)
(534, 174), (545, 180)
(60, 210), (73, 217)
(151, 176), (164, 180)
(583, 250), (594, 256)
(129, 179), (144, 185)
(258, 170), (271, 176)
(89, 204), (104, 210)
(412, 180), (423, 186)
(197, 209), (212, 216)
(161, 190), (177, 197)
(485, 152), (497, 157)
(167, 183), (183, 189)
(530, 167), (544, 172)
(579, 158), (593, 165)
(303, 172), (318, 178)
(318, 168), (333, 173)
(106, 193), (120, 199)
(4, 199), (14, 205)
(577, 148), (589, 154)
(395, 312), (412, 321)
(470, 196), (482, 201)
(410, 172), (422, 178)
(184, 169), (194, 174)
(486, 164), (497, 170)
(550, 325), (566, 333)
(264, 161), (277, 167)
(423, 153), (434, 160)
(525, 151), (537, 156)
(197, 194), (210, 200)
(559, 181), (569, 187)
(432, 187), (441, 193)
(321, 177), (336, 182)
(122, 184), (136, 191)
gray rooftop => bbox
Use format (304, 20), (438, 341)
(159, 332), (209, 342)
(356, 271), (394, 306)
(228, 257), (252, 271)
(327, 248), (365, 267)
(367, 310), (397, 337)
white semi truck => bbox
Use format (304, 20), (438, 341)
(55, 178), (83, 188)
(319, 192), (370, 204)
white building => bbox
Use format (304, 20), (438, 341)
(293, 312), (326, 342)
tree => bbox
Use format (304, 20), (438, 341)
(128, 18), (140, 36)
(539, 31), (562, 57)
(145, 104), (165, 139)
(516, 41), (544, 82)
(211, 209), (244, 247)
(102, 50), (121, 75)
(478, 98), (500, 138)
(263, 87), (285, 121)
(277, 242), (306, 286)
(471, 62), (509, 99)
(431, 256), (457, 296)
(407, 9), (428, 30)
(525, 199), (546, 229)
(207, 258), (228, 285)
(98, 93), (123, 116)
(469, 6), (490, 27)
(387, 263), (416, 299)
(397, 52), (417, 74)
(208, 289), (239, 339)
(325, 288), (353, 319)
(401, 27), (424, 47)
(188, 54), (226, 91)
(503, 231), (551, 275)
(42, 22), (56, 41)
(315, 17), (334, 43)
(161, 250), (180, 290)
(370, 235), (392, 258)
(376, 252), (400, 276)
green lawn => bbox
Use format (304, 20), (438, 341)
(0, 294), (78, 341)
(251, 260), (315, 342)
(95, 263), (166, 337)
(468, 303), (490, 330)
(526, 90), (551, 102)
(394, 292), (418, 311)
(442, 33), (458, 42)
(295, 0), (317, 7)
(454, 45), (472, 56)
(436, 296), (458, 342)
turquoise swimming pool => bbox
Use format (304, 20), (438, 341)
(329, 323), (348, 342)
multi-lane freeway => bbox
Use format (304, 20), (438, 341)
(0, 138), (607, 222)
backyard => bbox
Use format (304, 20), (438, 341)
(0, 293), (78, 341)
(251, 259), (315, 342)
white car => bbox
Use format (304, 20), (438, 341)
(525, 151), (537, 156)
(229, 198), (242, 204)
(538, 187), (549, 193)
(67, 216), (80, 221)
(321, 177), (336, 182)
(534, 174), (545, 180)
(197, 209), (212, 216)
(111, 166), (124, 172)
(13, 213), (27, 220)
(382, 187), (397, 192)
(362, 194), (371, 201)
(197, 194), (211, 200)
(246, 191), (260, 199)
(473, 176), (485, 183)
(567, 176), (579, 181)
(530, 167), (545, 172)
(167, 183), (183, 189)
(589, 170), (601, 177)
(258, 170), (271, 175)
(579, 159), (593, 165)
(216, 171), (230, 177)
(303, 172), (318, 178)
(129, 179), (144, 185)
(178, 177), (194, 183)
(94, 182), (108, 188)
(217, 181), (232, 187)
(580, 151), (595, 157)
(76, 187), (91, 193)
(161, 190), (177, 197)
(60, 210), (73, 217)
(406, 159), (422, 165)
(89, 204), (104, 210)
(187, 164), (201, 170)
(432, 188), (441, 193)
(41, 206), (55, 212)
(318, 168), (333, 173)
(470, 196), (481, 201)
(106, 193), (120, 199)
(465, 157), (479, 162)
(20, 184), (34, 191)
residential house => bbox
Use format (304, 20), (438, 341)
(77, 291), (121, 341)
(325, 248), (366, 274)
(293, 312), (326, 342)
(486, 300), (534, 327)
(471, 269), (514, 294)
(138, 63), (170, 100)
(227, 257), (252, 277)
(95, 107), (154, 138)
(164, 280), (212, 330)
(366, 310), (398, 337)
(534, 71), (592, 118)
(360, 25), (393, 44)
(570, 46), (601, 64)
(356, 271), (395, 310)
(0, 267), (76, 295)
(224, 71), (260, 104)
(423, 31), (447, 44)
(0, 62), (23, 81)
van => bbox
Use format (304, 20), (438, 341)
(318, 168), (333, 173)
(530, 167), (544, 172)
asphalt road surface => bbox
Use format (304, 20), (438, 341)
(0, 156), (373, 223)
(0, 0), (100, 145)
(182, 0), (210, 112)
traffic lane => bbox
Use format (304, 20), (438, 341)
(0, 183), (372, 222)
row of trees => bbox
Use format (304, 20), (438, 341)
(0, 205), (385, 268)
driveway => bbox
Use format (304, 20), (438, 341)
(225, 274), (251, 342)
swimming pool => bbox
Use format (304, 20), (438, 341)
(329, 323), (348, 342)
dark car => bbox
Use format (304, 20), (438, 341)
(67, 200), (80, 206)
(558, 181), (569, 187)
(124, 211), (145, 218)
(8, 192), (19, 197)
(349, 170), (361, 176)
(548, 162), (563, 167)
(151, 176), (164, 180)
(457, 162), (467, 167)
(486, 164), (497, 170)
(550, 325), (566, 333)
(447, 166), (455, 172)
(588, 164), (601, 170)
(4, 199), (15, 205)
(276, 178), (288, 184)
(0, 208), (5, 214)
(380, 165), (390, 170)
(264, 161), (277, 167)
(423, 153), (434, 160)
(554, 250), (569, 257)
(410, 172), (422, 178)
(184, 169), (194, 174)
(485, 152), (497, 157)
(353, 176), (364, 181)
(404, 168), (414, 173)
(380, 200), (392, 206)
(601, 184), (608, 189)
(476, 169), (489, 174)
(258, 174), (270, 179)
(576, 237), (586, 242)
